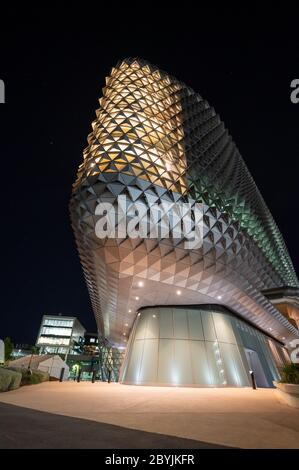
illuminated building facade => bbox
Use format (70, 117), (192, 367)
(82, 332), (99, 356)
(36, 314), (86, 355)
(70, 59), (299, 387)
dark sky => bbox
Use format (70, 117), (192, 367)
(0, 7), (298, 344)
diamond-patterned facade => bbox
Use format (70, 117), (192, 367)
(70, 58), (299, 362)
(98, 344), (125, 382)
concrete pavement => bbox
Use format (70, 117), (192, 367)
(0, 382), (299, 448)
(0, 402), (226, 449)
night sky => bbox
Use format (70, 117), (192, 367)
(0, 8), (298, 345)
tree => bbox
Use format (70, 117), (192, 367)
(30, 345), (39, 355)
(4, 337), (14, 362)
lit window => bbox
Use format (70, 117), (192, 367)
(41, 327), (72, 337)
(38, 337), (70, 346)
(44, 319), (73, 328)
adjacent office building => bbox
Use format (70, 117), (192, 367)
(70, 58), (299, 387)
(36, 314), (86, 355)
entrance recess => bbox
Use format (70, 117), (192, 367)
(245, 348), (269, 387)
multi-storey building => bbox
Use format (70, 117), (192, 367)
(70, 58), (299, 387)
(36, 314), (86, 355)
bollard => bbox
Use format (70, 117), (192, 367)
(77, 368), (81, 383)
(92, 370), (96, 383)
(250, 370), (257, 389)
(59, 367), (65, 382)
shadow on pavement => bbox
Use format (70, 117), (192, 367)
(0, 402), (231, 449)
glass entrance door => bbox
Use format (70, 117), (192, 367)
(245, 348), (269, 387)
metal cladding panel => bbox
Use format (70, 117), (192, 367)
(70, 58), (299, 349)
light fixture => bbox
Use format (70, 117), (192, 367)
(176, 290), (181, 295)
(217, 295), (222, 300)
(123, 332), (126, 336)
(282, 336), (286, 340)
(137, 312), (141, 317)
(152, 314), (156, 318)
(135, 296), (139, 300)
(125, 323), (128, 327)
(268, 327), (273, 331)
(138, 281), (144, 287)
(128, 309), (132, 313)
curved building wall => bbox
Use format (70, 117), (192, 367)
(70, 58), (299, 354)
(120, 306), (282, 387)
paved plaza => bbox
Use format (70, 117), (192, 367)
(1, 382), (299, 448)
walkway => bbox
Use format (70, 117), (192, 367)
(0, 382), (299, 448)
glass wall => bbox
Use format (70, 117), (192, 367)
(44, 319), (74, 327)
(41, 327), (72, 337)
(120, 306), (282, 387)
(38, 337), (70, 345)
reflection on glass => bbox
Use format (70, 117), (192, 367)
(121, 306), (280, 387)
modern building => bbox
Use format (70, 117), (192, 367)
(67, 339), (125, 382)
(82, 332), (99, 356)
(70, 58), (299, 387)
(36, 314), (86, 356)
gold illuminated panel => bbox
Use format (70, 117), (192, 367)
(274, 302), (299, 329)
(73, 60), (187, 194)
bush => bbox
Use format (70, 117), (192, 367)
(4, 337), (14, 361)
(0, 368), (11, 391)
(279, 363), (299, 385)
(0, 367), (22, 392)
(7, 367), (49, 385)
